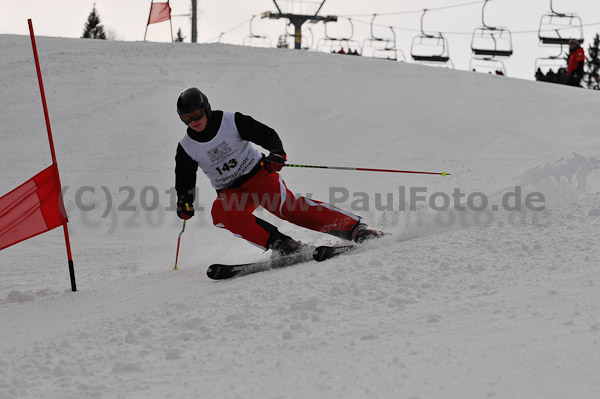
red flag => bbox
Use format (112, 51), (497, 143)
(148, 1), (171, 25)
(0, 165), (68, 251)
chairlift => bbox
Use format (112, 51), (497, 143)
(316, 18), (362, 54)
(535, 37), (568, 82)
(362, 14), (404, 61)
(302, 26), (314, 50)
(243, 15), (272, 48)
(275, 25), (312, 49)
(372, 28), (406, 62)
(374, 45), (406, 62)
(471, 0), (513, 58)
(535, 56), (567, 75)
(276, 33), (293, 48)
(470, 57), (506, 76)
(411, 9), (451, 64)
(276, 21), (295, 49)
(538, 0), (583, 45)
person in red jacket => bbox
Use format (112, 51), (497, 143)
(567, 39), (585, 87)
(174, 87), (383, 256)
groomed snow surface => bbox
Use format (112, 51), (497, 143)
(1, 35), (600, 398)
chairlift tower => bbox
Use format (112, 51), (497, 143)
(262, 0), (337, 49)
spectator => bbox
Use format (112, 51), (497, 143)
(567, 39), (585, 87)
(535, 68), (544, 81)
(557, 67), (568, 85)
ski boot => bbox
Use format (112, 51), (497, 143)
(351, 223), (384, 244)
(269, 232), (311, 256)
(268, 232), (313, 266)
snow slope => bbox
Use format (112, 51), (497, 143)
(1, 35), (600, 399)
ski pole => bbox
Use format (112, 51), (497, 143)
(173, 220), (187, 271)
(284, 163), (450, 176)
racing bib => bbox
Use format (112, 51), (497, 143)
(179, 112), (262, 190)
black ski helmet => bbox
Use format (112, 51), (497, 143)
(176, 87), (211, 119)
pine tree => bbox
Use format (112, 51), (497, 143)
(175, 28), (186, 43)
(82, 4), (107, 39)
(585, 33), (600, 89)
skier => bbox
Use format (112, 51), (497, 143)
(174, 87), (382, 256)
(567, 39), (585, 87)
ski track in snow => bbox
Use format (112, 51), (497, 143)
(1, 35), (600, 398)
(2, 201), (599, 399)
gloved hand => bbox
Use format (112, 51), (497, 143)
(262, 152), (287, 173)
(176, 195), (195, 220)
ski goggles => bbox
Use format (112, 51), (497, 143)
(178, 108), (205, 123)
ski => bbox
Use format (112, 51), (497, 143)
(206, 224), (386, 280)
(312, 244), (356, 262)
(206, 248), (314, 280)
(206, 243), (360, 280)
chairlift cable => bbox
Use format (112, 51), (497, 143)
(205, 17), (253, 42)
(348, 16), (600, 37)
(339, 0), (485, 18)
(202, 12), (600, 45)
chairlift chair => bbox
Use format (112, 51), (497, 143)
(538, 0), (583, 45)
(535, 57), (567, 75)
(276, 33), (293, 48)
(372, 28), (406, 61)
(410, 10), (451, 64)
(535, 40), (568, 74)
(471, 29), (513, 57)
(276, 21), (295, 49)
(471, 0), (513, 58)
(302, 25), (315, 50)
(470, 57), (506, 76)
(243, 15), (272, 48)
(316, 18), (362, 54)
(374, 46), (406, 62)
(362, 14), (401, 60)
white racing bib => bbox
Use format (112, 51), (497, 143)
(180, 112), (263, 190)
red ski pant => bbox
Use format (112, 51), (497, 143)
(211, 168), (360, 250)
